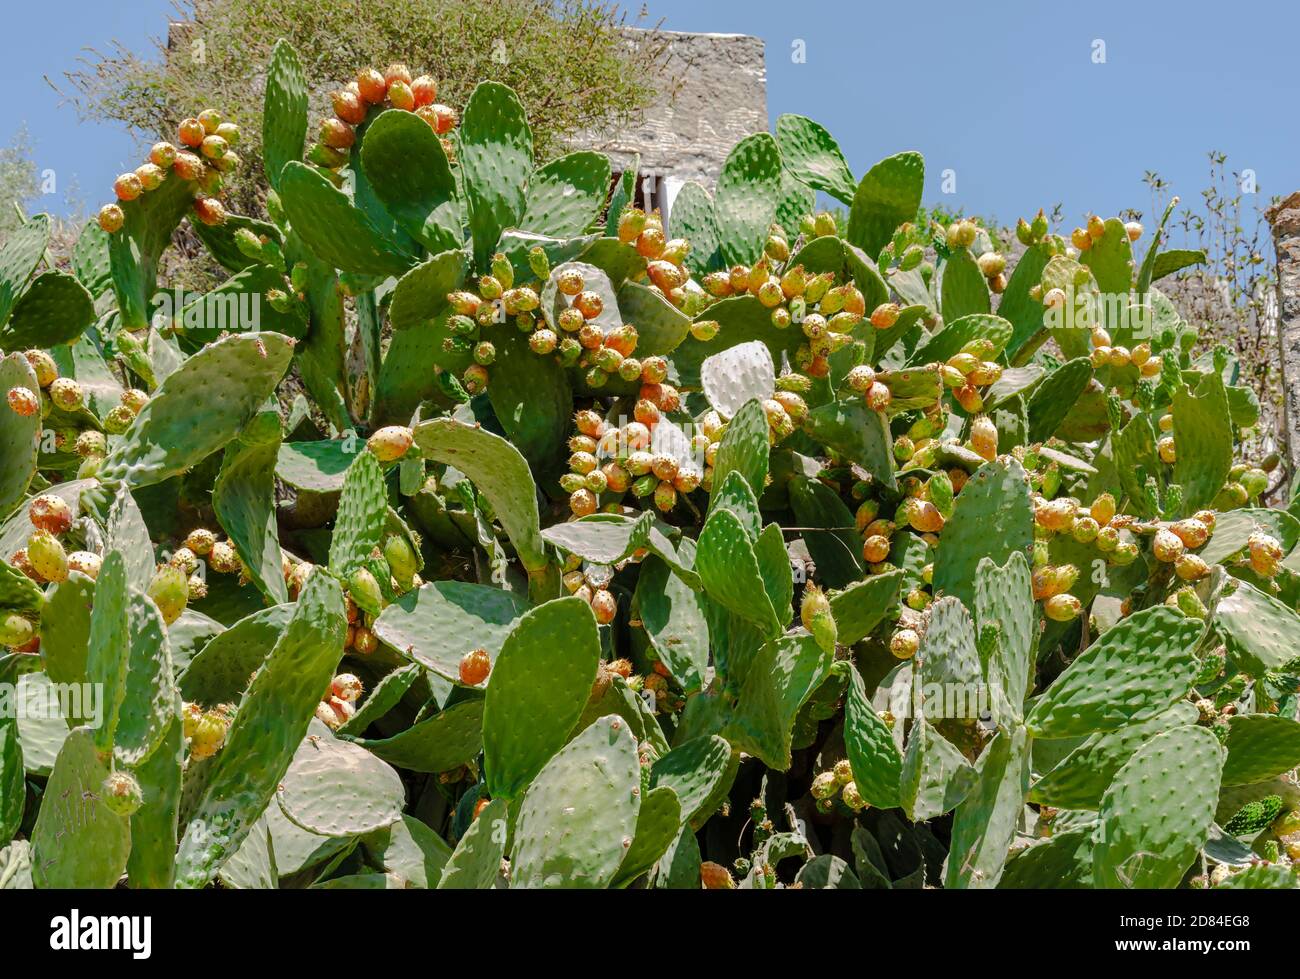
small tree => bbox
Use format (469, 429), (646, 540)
(58, 0), (674, 228)
(0, 126), (40, 243)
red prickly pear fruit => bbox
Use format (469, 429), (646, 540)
(113, 172), (143, 201)
(321, 118), (356, 149)
(331, 89), (367, 125)
(459, 648), (491, 686)
(192, 196), (226, 227)
(101, 772), (144, 816)
(353, 627), (378, 655)
(135, 162), (166, 191)
(411, 75), (437, 107)
(315, 696), (354, 730)
(98, 204), (125, 234)
(367, 425), (414, 463)
(700, 861), (735, 889)
(149, 141), (178, 169)
(383, 63), (412, 87)
(148, 564), (189, 625)
(173, 151), (204, 181)
(28, 494), (73, 535)
(357, 67), (387, 104)
(27, 530), (69, 583)
(428, 104), (457, 134)
(200, 134), (228, 160)
(591, 588), (617, 625)
(387, 80), (415, 111)
(178, 118), (206, 147)
(462, 364), (489, 395)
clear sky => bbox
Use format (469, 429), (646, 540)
(2, 0), (1295, 233)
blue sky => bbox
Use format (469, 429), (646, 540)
(2, 0), (1295, 233)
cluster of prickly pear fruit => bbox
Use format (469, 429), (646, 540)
(8, 39), (1300, 894)
(98, 110), (242, 233)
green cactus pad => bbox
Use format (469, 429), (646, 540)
(175, 570), (347, 887)
(611, 785), (681, 887)
(650, 735), (733, 826)
(1031, 703), (1198, 810)
(1198, 508), (1299, 566)
(697, 507), (780, 637)
(668, 181), (721, 276)
(0, 706), (21, 846)
(178, 603), (294, 705)
(510, 714), (640, 888)
(775, 114), (857, 204)
(349, 698), (484, 774)
(0, 352), (41, 514)
(1026, 356), (1093, 442)
(932, 458), (1032, 610)
(830, 570), (901, 645)
(944, 726), (1030, 889)
(0, 213), (50, 327)
(108, 172), (204, 331)
(844, 667), (903, 809)
(1093, 726), (1223, 889)
(85, 552), (131, 756)
(634, 549), (709, 691)
(939, 249), (992, 322)
(438, 797), (508, 889)
(714, 133), (783, 267)
(14, 672), (69, 776)
(214, 413), (288, 603)
(542, 511), (699, 587)
(701, 340), (775, 419)
(975, 552), (1034, 726)
(359, 109), (460, 253)
(722, 633), (834, 770)
(413, 417), (546, 573)
(916, 596), (983, 696)
(373, 580), (527, 680)
(30, 726), (132, 888)
(900, 715), (978, 821)
(997, 829), (1094, 889)
(1080, 217), (1134, 299)
(701, 400), (764, 506)
(461, 81), (533, 269)
(908, 313), (1013, 368)
(112, 590), (181, 768)
(788, 475), (865, 589)
(0, 270), (95, 351)
(710, 469), (761, 542)
(328, 449), (387, 577)
(1213, 578), (1300, 674)
(1220, 714), (1300, 786)
(126, 717), (184, 888)
(278, 162), (415, 276)
(261, 39), (307, 190)
(191, 213), (283, 274)
(614, 280), (692, 356)
(1026, 607), (1201, 738)
(804, 402), (903, 486)
(387, 249), (468, 332)
(483, 597), (600, 799)
(520, 151), (611, 237)
(1172, 372), (1233, 512)
(277, 724), (405, 836)
(672, 296), (802, 389)
(361, 813), (452, 889)
(95, 332), (293, 492)
(846, 151), (924, 258)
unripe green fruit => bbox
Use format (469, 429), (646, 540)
(27, 530), (68, 583)
(384, 535), (419, 590)
(0, 613), (35, 647)
(101, 772), (144, 817)
(147, 564), (189, 625)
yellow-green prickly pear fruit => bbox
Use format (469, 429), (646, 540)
(800, 584), (837, 653)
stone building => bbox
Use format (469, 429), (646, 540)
(569, 28), (768, 230)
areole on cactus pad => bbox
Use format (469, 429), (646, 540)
(0, 34), (1297, 893)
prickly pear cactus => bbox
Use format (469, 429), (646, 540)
(3, 43), (1297, 893)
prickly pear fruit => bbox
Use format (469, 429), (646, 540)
(101, 772), (144, 817)
(147, 564), (189, 625)
(459, 648), (491, 686)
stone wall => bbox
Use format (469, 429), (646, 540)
(569, 29), (768, 189)
(1266, 192), (1300, 479)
